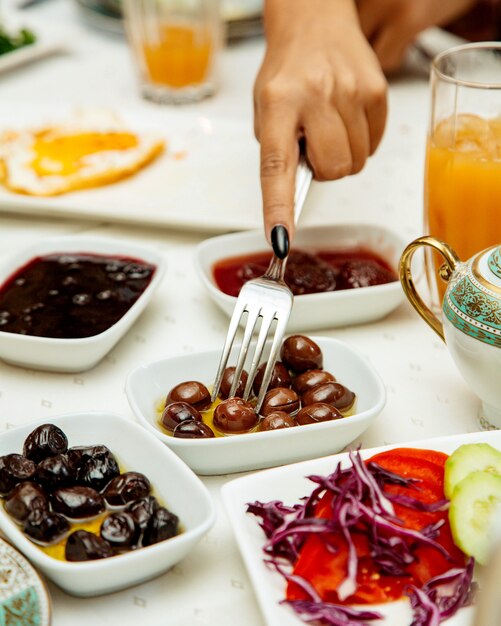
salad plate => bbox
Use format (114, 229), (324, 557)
(221, 430), (501, 626)
(0, 19), (67, 75)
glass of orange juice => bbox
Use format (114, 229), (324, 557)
(425, 43), (501, 309)
(123, 0), (223, 104)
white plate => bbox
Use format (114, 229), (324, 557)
(125, 336), (386, 475)
(0, 412), (216, 597)
(195, 224), (406, 331)
(0, 105), (263, 233)
(221, 430), (501, 626)
(0, 235), (165, 372)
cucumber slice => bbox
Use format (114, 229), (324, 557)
(444, 443), (501, 499)
(449, 471), (501, 565)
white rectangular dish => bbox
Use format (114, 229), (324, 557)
(221, 431), (501, 626)
(0, 412), (215, 597)
(0, 235), (165, 372)
(195, 224), (406, 330)
(125, 336), (386, 475)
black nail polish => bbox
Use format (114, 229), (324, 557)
(271, 225), (289, 260)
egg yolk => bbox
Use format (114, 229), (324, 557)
(30, 131), (139, 177)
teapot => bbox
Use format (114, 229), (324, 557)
(400, 236), (501, 429)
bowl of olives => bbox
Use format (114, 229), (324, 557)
(126, 335), (386, 475)
(0, 413), (215, 597)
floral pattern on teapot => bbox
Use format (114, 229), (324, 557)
(444, 246), (501, 348)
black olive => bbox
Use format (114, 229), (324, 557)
(100, 512), (140, 550)
(67, 445), (112, 471)
(51, 486), (105, 519)
(4, 481), (49, 523)
(23, 424), (68, 463)
(35, 454), (74, 489)
(143, 507), (179, 546)
(126, 496), (159, 531)
(76, 448), (120, 492)
(0, 454), (36, 495)
(65, 530), (113, 561)
(103, 472), (151, 507)
(24, 509), (69, 544)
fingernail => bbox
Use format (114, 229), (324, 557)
(271, 225), (289, 259)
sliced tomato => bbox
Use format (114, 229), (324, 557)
(286, 448), (465, 606)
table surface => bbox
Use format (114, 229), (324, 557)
(0, 2), (483, 625)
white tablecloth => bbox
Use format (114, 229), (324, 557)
(0, 2), (482, 624)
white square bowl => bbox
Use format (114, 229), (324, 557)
(125, 336), (386, 475)
(194, 223), (406, 331)
(0, 412), (215, 597)
(0, 236), (165, 372)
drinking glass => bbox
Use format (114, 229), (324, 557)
(123, 0), (223, 104)
(424, 43), (501, 309)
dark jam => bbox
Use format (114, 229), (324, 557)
(213, 248), (397, 298)
(0, 254), (155, 339)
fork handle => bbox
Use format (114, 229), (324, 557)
(294, 153), (313, 225)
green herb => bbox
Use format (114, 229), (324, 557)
(0, 26), (36, 56)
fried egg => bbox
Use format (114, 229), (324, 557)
(0, 115), (165, 196)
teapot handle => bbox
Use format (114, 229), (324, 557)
(399, 236), (461, 342)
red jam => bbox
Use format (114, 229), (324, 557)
(213, 248), (397, 297)
(0, 253), (155, 339)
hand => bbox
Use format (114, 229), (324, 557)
(357, 0), (477, 73)
(254, 0), (387, 245)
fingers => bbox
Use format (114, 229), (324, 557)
(372, 24), (413, 73)
(303, 107), (352, 181)
(256, 90), (299, 242)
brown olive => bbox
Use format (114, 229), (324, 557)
(219, 367), (248, 399)
(35, 454), (74, 489)
(5, 481), (49, 523)
(161, 402), (202, 433)
(101, 512), (140, 550)
(302, 382), (356, 412)
(213, 398), (258, 434)
(0, 454), (36, 495)
(23, 424), (68, 464)
(143, 507), (179, 546)
(103, 472), (151, 507)
(296, 403), (343, 425)
(172, 421), (215, 439)
(292, 369), (336, 395)
(66, 530), (113, 561)
(252, 362), (292, 396)
(259, 412), (296, 431)
(52, 486), (105, 519)
(166, 381), (211, 411)
(126, 496), (159, 531)
(280, 335), (323, 373)
(260, 387), (300, 417)
(24, 509), (69, 544)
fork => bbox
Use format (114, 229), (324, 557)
(211, 154), (313, 414)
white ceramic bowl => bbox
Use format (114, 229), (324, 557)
(125, 336), (386, 475)
(0, 413), (215, 597)
(0, 236), (165, 372)
(195, 224), (407, 331)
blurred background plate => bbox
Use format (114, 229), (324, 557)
(75, 0), (263, 40)
(0, 538), (51, 626)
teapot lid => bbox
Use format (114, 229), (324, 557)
(443, 245), (501, 348)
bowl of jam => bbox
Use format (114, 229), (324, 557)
(194, 224), (406, 331)
(126, 335), (386, 475)
(0, 236), (165, 372)
(0, 413), (215, 597)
